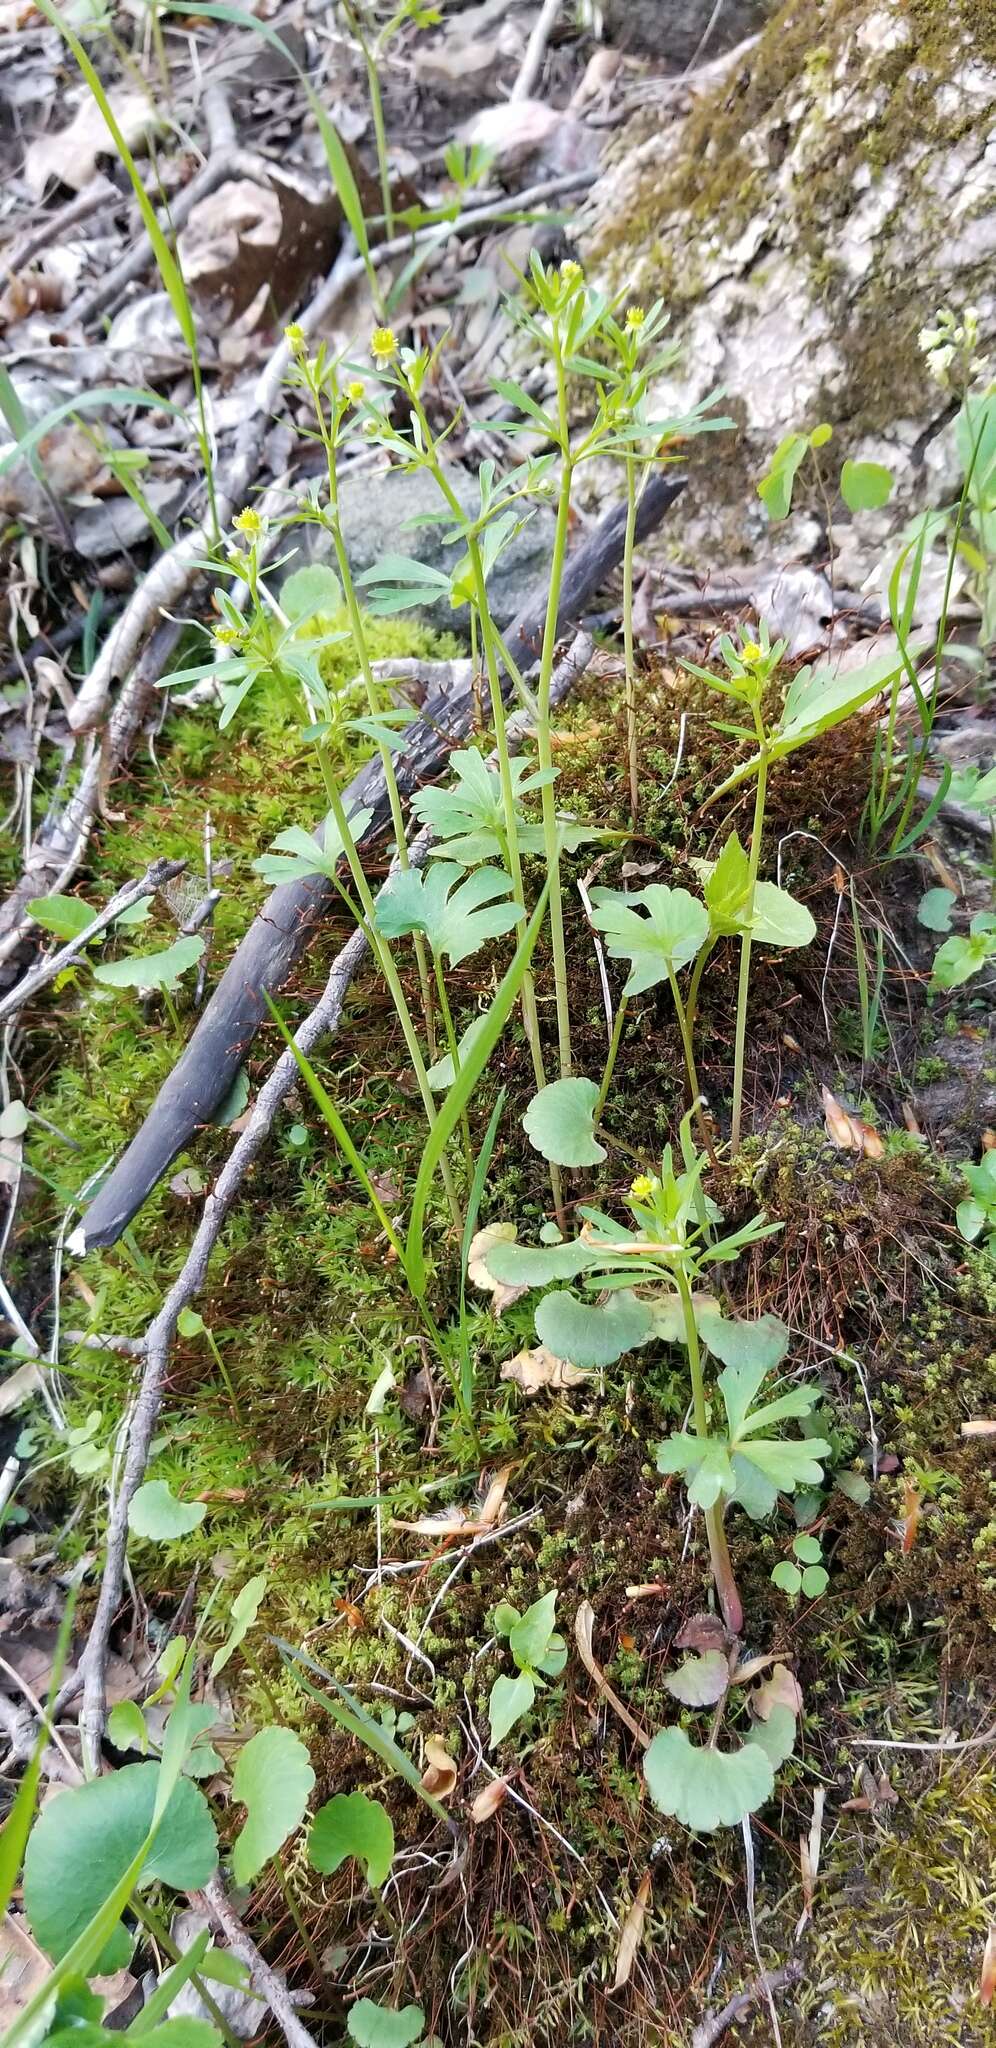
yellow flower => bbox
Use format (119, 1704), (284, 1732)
(283, 322), (306, 353)
(370, 326), (398, 363)
(347, 379), (366, 403)
(213, 624), (242, 647)
(232, 506), (263, 538)
(630, 1174), (657, 1202)
(626, 305), (645, 329)
(740, 640), (762, 664)
(560, 259), (583, 287)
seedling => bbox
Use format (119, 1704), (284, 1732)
(771, 1530), (829, 1601)
(488, 1589), (567, 1746)
(955, 1148), (996, 1254)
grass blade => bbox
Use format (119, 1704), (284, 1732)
(274, 1638), (454, 1826)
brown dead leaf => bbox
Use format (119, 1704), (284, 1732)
(469, 1777), (508, 1823)
(752, 1663), (804, 1720)
(0, 1358), (45, 1417)
(393, 1463), (511, 1539)
(796, 1785), (825, 1937)
(962, 1418), (996, 1437)
(842, 1762), (898, 1813)
(570, 44), (623, 109)
(467, 1223), (526, 1316)
(421, 1734), (457, 1801)
(25, 93), (163, 198)
(674, 1611), (728, 1654)
(900, 1478), (922, 1553)
(500, 1346), (588, 1397)
(613, 1871), (652, 1991)
(625, 1582), (666, 1601)
(575, 1600), (651, 1750)
(980, 1921), (996, 2008)
(983, 1129), (996, 1152)
(821, 1085), (884, 1158)
(901, 1100), (923, 1136)
(922, 838), (960, 896)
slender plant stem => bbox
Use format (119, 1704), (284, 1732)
(203, 1323), (240, 1424)
(314, 743), (464, 1232)
(595, 995), (627, 1121)
(433, 954), (474, 1176)
(666, 967), (716, 1166)
(161, 987), (182, 1038)
(364, 46), (394, 241)
(675, 1266), (743, 1635)
(685, 936), (716, 1047)
(271, 1856), (325, 1979)
(132, 1899), (243, 2048)
(623, 455), (641, 825)
(730, 714), (768, 1158)
(537, 342), (576, 1077)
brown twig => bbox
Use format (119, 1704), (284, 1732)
(0, 856), (187, 1025)
(196, 1872), (318, 2048)
(689, 1961), (803, 2048)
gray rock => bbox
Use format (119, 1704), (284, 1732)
(280, 462), (557, 636)
(601, 0), (770, 65)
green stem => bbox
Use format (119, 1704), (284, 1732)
(595, 996), (627, 1122)
(271, 1856), (325, 1980)
(433, 955), (474, 1177)
(314, 742), (464, 1234)
(685, 936), (716, 1047)
(666, 966), (716, 1167)
(370, 1881), (401, 1942)
(132, 1899), (243, 2048)
(730, 722), (768, 1158)
(161, 986), (182, 1038)
(537, 344), (576, 1078)
(675, 1267), (743, 1635)
(203, 1324), (240, 1426)
(623, 455), (640, 826)
(364, 44), (394, 242)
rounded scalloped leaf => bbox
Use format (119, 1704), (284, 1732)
(23, 1762), (217, 1962)
(522, 1078), (606, 1167)
(697, 1310), (789, 1373)
(231, 1726), (315, 1885)
(535, 1288), (652, 1367)
(840, 457), (893, 512)
(308, 1790), (394, 1887)
(663, 1650), (730, 1707)
(346, 2000), (426, 2048)
(643, 1726), (774, 1832)
(128, 1480), (207, 1541)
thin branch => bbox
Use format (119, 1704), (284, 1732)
(0, 858), (186, 1026)
(197, 1873), (318, 2048)
(511, 0), (561, 100)
(690, 1961), (803, 2048)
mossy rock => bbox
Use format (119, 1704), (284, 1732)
(581, 0), (996, 577)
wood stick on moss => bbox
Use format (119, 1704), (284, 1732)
(196, 1872), (319, 2048)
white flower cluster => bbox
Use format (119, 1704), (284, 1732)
(917, 304), (988, 389)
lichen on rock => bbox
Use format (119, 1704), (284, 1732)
(580, 0), (996, 570)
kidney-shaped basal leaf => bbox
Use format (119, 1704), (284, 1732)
(488, 1670), (535, 1746)
(280, 562), (343, 621)
(308, 1790), (394, 1887)
(750, 881), (816, 950)
(24, 1762), (217, 1962)
(746, 1702), (797, 1770)
(697, 1312), (790, 1376)
(644, 1725), (774, 1831)
(231, 1727), (315, 1885)
(840, 458), (893, 513)
(210, 1574), (268, 1680)
(374, 861), (519, 968)
(28, 893), (98, 942)
(535, 1288), (653, 1368)
(93, 935), (204, 991)
(522, 1078), (606, 1167)
(129, 1481), (206, 1541)
(590, 886), (710, 997)
(346, 1999), (426, 2048)
(484, 1236), (597, 1288)
(664, 1650), (730, 1707)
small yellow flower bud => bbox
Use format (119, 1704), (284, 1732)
(213, 624), (242, 647)
(561, 259), (582, 284)
(370, 326), (398, 363)
(630, 1174), (657, 1201)
(283, 323), (306, 353)
(233, 506), (263, 538)
(347, 379), (366, 403)
(626, 305), (646, 329)
(740, 640), (762, 664)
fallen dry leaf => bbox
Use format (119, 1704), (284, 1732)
(25, 92), (163, 198)
(674, 1611), (729, 1655)
(752, 1662), (804, 1720)
(467, 1222), (526, 1315)
(469, 1777), (508, 1823)
(842, 1762), (898, 1813)
(922, 838), (960, 896)
(625, 1582), (666, 1601)
(500, 1345), (588, 1397)
(421, 1734), (457, 1801)
(0, 1358), (45, 1417)
(821, 1085), (885, 1159)
(392, 1463), (511, 1539)
(980, 1921), (996, 2008)
(613, 1870), (652, 1991)
(900, 1478), (922, 1554)
(962, 1418), (996, 1437)
(796, 1784), (825, 1938)
(569, 44), (623, 109)
(575, 1600), (651, 1750)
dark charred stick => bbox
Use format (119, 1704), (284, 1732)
(75, 473), (685, 1251)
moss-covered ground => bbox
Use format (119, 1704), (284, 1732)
(6, 633), (996, 2045)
